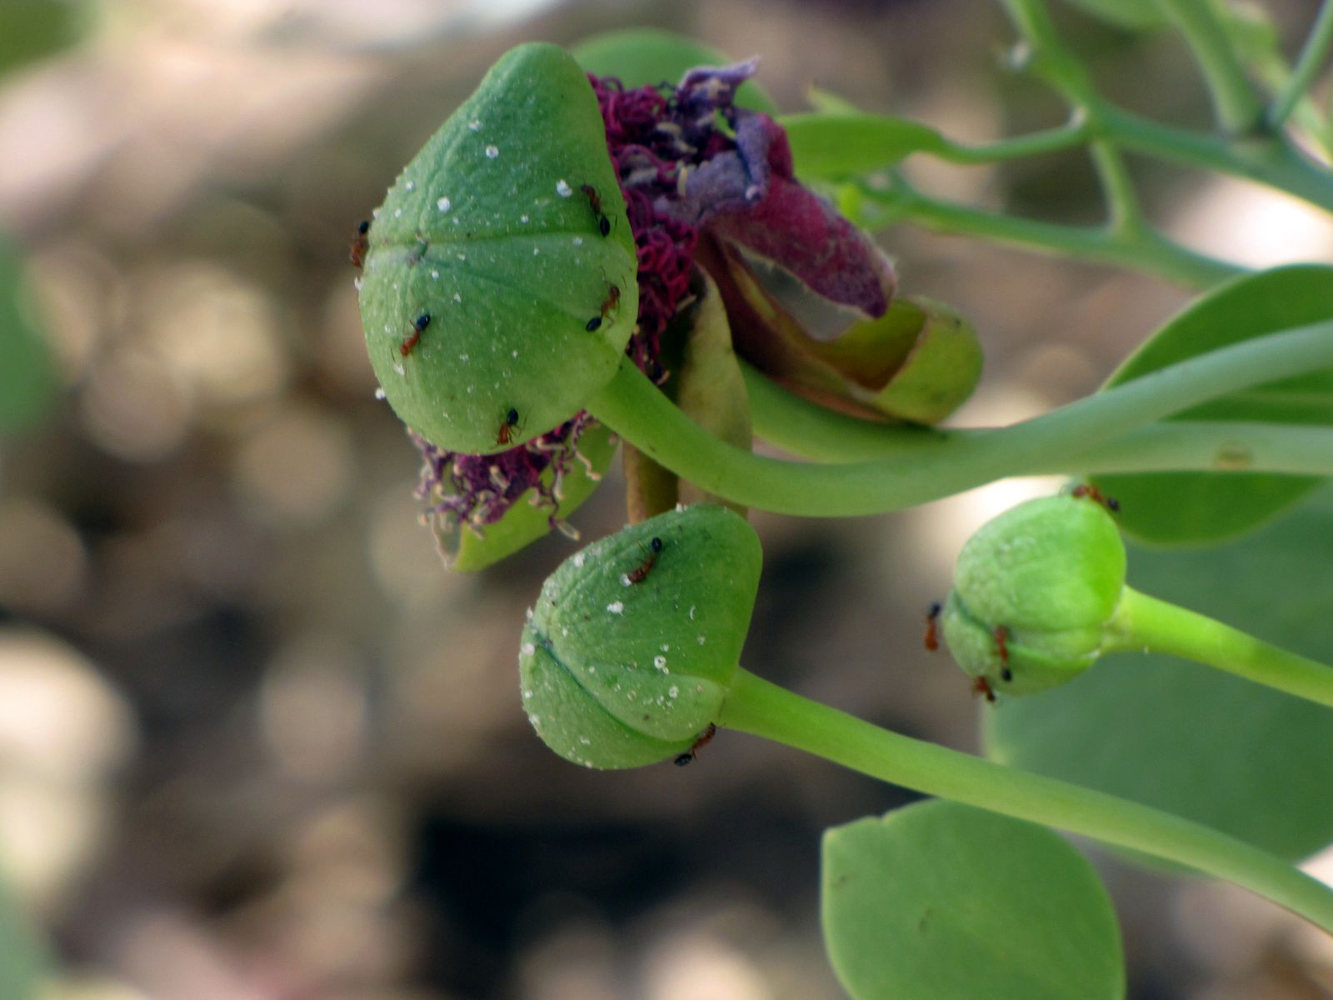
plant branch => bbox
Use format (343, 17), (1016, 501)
(1154, 0), (1265, 133)
(1269, 0), (1333, 132)
(586, 322), (1333, 516)
(718, 668), (1333, 932)
(1107, 588), (1333, 709)
(854, 179), (1242, 288)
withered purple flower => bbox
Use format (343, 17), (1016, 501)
(415, 58), (896, 538)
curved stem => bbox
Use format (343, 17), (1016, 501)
(1269, 0), (1333, 131)
(742, 367), (1333, 476)
(855, 180), (1242, 288)
(935, 118), (1091, 164)
(1155, 0), (1264, 133)
(1107, 588), (1333, 709)
(718, 668), (1333, 932)
(587, 322), (1333, 516)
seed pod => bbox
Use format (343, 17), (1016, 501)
(359, 43), (638, 454)
(519, 505), (762, 768)
(939, 493), (1128, 697)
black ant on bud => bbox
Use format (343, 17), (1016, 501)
(580, 183), (611, 237)
(627, 536), (663, 584)
(585, 282), (620, 332)
(400, 312), (430, 356)
(1071, 483), (1120, 513)
(350, 220), (370, 268)
(924, 601), (942, 651)
(673, 722), (717, 766)
(495, 407), (522, 447)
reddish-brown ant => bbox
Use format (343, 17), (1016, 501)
(580, 183), (611, 236)
(673, 722), (717, 766)
(585, 282), (621, 332)
(993, 624), (1010, 666)
(495, 407), (522, 447)
(400, 312), (430, 356)
(923, 601), (942, 652)
(972, 676), (998, 703)
(1071, 483), (1120, 513)
(627, 536), (663, 584)
(350, 220), (370, 268)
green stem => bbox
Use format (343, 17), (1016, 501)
(856, 180), (1242, 288)
(587, 321), (1333, 516)
(1155, 0), (1265, 133)
(1269, 0), (1333, 131)
(935, 118), (1091, 164)
(741, 366), (1333, 475)
(1097, 106), (1333, 214)
(1107, 588), (1333, 709)
(718, 667), (1333, 932)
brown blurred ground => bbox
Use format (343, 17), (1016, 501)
(1, 1), (1331, 998)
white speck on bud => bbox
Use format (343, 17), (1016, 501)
(607, 601), (624, 615)
(485, 145), (500, 159)
(437, 197), (452, 212)
(556, 179), (573, 197)
(521, 642), (535, 657)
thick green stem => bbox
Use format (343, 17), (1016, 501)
(587, 322), (1333, 516)
(742, 366), (1333, 475)
(1269, 0), (1333, 131)
(1107, 588), (1333, 709)
(718, 668), (1333, 932)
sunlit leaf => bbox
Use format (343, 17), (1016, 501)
(823, 800), (1124, 1000)
(1092, 265), (1333, 544)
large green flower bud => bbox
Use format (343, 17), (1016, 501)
(519, 505), (761, 768)
(940, 492), (1127, 697)
(358, 43), (638, 453)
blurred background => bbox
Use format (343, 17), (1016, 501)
(1, 0), (1332, 997)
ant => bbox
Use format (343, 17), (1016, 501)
(627, 536), (663, 584)
(972, 676), (998, 704)
(580, 183), (612, 237)
(673, 722), (717, 767)
(400, 312), (430, 356)
(923, 601), (942, 652)
(993, 625), (1010, 667)
(349, 220), (370, 268)
(585, 282), (621, 332)
(1071, 483), (1120, 513)
(495, 407), (523, 447)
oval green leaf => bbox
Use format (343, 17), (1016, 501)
(572, 29), (778, 113)
(447, 422), (617, 571)
(1092, 265), (1333, 544)
(823, 800), (1124, 1000)
(780, 113), (949, 180)
(986, 485), (1333, 862)
(359, 43), (638, 454)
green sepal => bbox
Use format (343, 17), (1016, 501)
(359, 42), (638, 454)
(519, 504), (761, 769)
(940, 494), (1127, 696)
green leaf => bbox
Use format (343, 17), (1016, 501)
(359, 43), (639, 455)
(0, 233), (56, 434)
(1057, 0), (1166, 30)
(1092, 265), (1333, 544)
(779, 113), (949, 179)
(986, 485), (1333, 862)
(823, 800), (1124, 1000)
(571, 29), (777, 114)
(448, 422), (617, 571)
(0, 0), (86, 77)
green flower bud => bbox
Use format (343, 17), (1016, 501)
(939, 492), (1127, 697)
(519, 504), (762, 768)
(358, 42), (638, 454)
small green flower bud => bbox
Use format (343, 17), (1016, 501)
(358, 43), (638, 454)
(939, 492), (1127, 697)
(519, 504), (762, 768)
